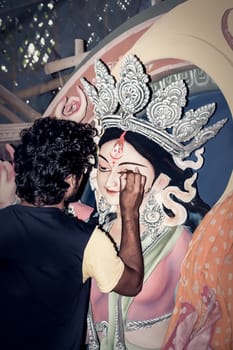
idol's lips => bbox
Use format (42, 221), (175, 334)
(105, 188), (119, 195)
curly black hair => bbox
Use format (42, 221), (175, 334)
(14, 116), (97, 206)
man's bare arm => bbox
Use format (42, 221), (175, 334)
(112, 170), (146, 296)
(0, 144), (18, 209)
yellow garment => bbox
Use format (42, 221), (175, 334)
(163, 192), (233, 349)
(82, 227), (124, 293)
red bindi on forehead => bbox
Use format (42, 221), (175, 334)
(109, 131), (126, 160)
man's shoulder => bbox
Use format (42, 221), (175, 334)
(0, 204), (17, 214)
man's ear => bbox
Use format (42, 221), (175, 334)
(65, 174), (73, 187)
(65, 174), (81, 188)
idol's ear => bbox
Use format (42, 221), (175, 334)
(150, 172), (198, 228)
(150, 173), (171, 194)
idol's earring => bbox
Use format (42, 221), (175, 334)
(97, 195), (111, 226)
(140, 189), (166, 238)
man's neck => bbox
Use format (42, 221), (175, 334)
(20, 200), (64, 210)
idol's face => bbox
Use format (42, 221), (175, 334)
(97, 139), (155, 206)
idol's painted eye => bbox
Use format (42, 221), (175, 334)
(98, 163), (111, 172)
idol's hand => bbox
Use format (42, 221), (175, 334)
(119, 169), (146, 215)
(0, 144), (17, 208)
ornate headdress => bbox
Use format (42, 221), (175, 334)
(80, 55), (228, 234)
(81, 54), (227, 171)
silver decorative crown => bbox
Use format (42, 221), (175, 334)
(81, 54), (227, 160)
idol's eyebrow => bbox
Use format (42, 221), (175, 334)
(119, 162), (147, 168)
(98, 156), (147, 168)
(99, 154), (109, 163)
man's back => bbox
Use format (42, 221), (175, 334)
(0, 116), (146, 350)
(0, 204), (93, 350)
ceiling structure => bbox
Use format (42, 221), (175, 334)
(0, 0), (157, 127)
(0, 0), (167, 158)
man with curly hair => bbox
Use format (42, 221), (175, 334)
(0, 116), (146, 350)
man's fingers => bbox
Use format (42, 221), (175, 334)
(119, 172), (127, 191)
(123, 171), (135, 189)
(140, 174), (146, 190)
(134, 172), (143, 186)
(121, 170), (146, 193)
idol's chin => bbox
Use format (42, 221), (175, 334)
(104, 193), (119, 208)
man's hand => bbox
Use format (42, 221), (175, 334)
(119, 169), (146, 215)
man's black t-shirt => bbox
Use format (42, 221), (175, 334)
(0, 204), (94, 350)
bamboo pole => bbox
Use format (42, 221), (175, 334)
(0, 104), (23, 123)
(0, 85), (41, 121)
(0, 122), (33, 142)
(15, 74), (71, 99)
(44, 39), (89, 75)
(44, 53), (89, 75)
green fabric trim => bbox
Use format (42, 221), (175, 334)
(122, 225), (183, 314)
(125, 339), (162, 350)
